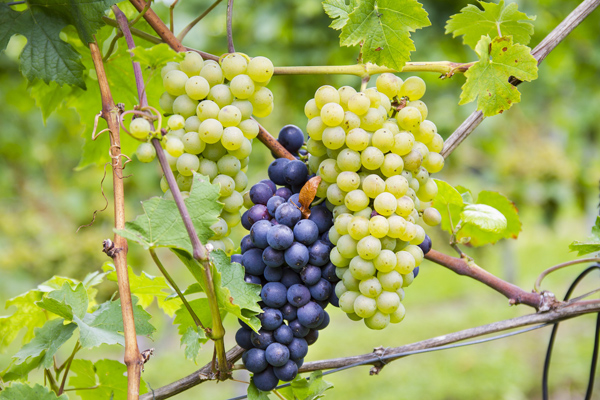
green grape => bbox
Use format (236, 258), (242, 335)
(233, 170), (248, 191)
(161, 61), (180, 79)
(349, 256), (376, 280)
(207, 239), (225, 252)
(249, 87), (273, 109)
(326, 184), (345, 206)
(364, 311), (390, 330)
(343, 269), (361, 291)
(168, 115), (185, 130)
(247, 56), (274, 83)
(208, 84), (233, 108)
(378, 270), (403, 291)
(221, 191), (244, 213)
(180, 51), (204, 75)
(217, 105), (242, 127)
(387, 215), (407, 239)
(129, 118), (151, 139)
(182, 131), (205, 154)
(198, 118), (224, 144)
(357, 235), (381, 260)
(213, 174), (236, 197)
(315, 85), (341, 108)
(399, 76), (426, 100)
(231, 100), (253, 119)
(405, 244), (424, 267)
(383, 118), (400, 134)
(391, 131), (415, 156)
(159, 92), (176, 113)
(238, 119), (259, 139)
(173, 95), (198, 118)
(337, 234), (358, 259)
(398, 222), (417, 243)
(376, 73), (401, 98)
(229, 74), (255, 99)
(185, 76), (210, 100)
(347, 313), (363, 321)
(203, 142), (227, 161)
(396, 196), (414, 217)
(348, 216), (370, 240)
(316, 179), (330, 198)
(380, 94), (392, 113)
(163, 70), (188, 96)
(402, 149), (423, 172)
(413, 141), (429, 159)
(210, 218), (228, 239)
(389, 303), (406, 324)
(320, 103), (345, 127)
(376, 291), (400, 314)
(384, 175), (407, 199)
(331, 247), (350, 267)
(368, 215), (389, 239)
(136, 142), (156, 163)
(423, 152), (444, 173)
(339, 290), (360, 313)
(361, 147), (384, 170)
(322, 126), (346, 149)
(217, 154), (241, 177)
(354, 294), (377, 318)
(335, 267), (347, 281)
(381, 236), (397, 251)
(176, 174), (193, 191)
(346, 128), (370, 151)
(222, 210), (241, 227)
(318, 159), (340, 183)
(416, 178), (438, 202)
(253, 102), (274, 118)
(423, 207), (442, 226)
(347, 92), (370, 115)
(410, 225), (426, 246)
(373, 249), (396, 273)
(413, 167), (429, 185)
(336, 171), (360, 192)
(242, 191), (253, 209)
(401, 271), (415, 287)
(221, 53), (248, 80)
(409, 178), (420, 192)
(166, 137), (185, 157)
(163, 150), (178, 171)
(185, 116), (201, 132)
(163, 189), (174, 200)
(372, 129), (394, 153)
(395, 250), (415, 274)
(414, 120), (436, 144)
(304, 99), (320, 119)
(176, 153), (200, 176)
(229, 138), (252, 159)
(380, 153), (404, 177)
(345, 189), (369, 212)
(408, 100), (428, 119)
(196, 100), (220, 121)
(397, 106), (422, 131)
(341, 111), (361, 131)
(338, 86), (357, 109)
(200, 63), (224, 86)
(396, 287), (406, 301)
(364, 88), (382, 108)
(354, 207), (373, 220)
(374, 192), (397, 216)
(160, 175), (169, 193)
(337, 148), (361, 172)
(362, 174), (385, 198)
(306, 138), (327, 158)
(306, 116), (326, 140)
(360, 108), (385, 131)
(427, 134), (444, 153)
(332, 204), (351, 218)
(168, 129), (185, 139)
(334, 213), (353, 235)
(335, 281), (348, 298)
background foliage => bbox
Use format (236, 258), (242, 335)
(0, 0), (599, 398)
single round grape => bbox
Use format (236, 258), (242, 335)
(230, 74), (255, 99)
(163, 70), (188, 96)
(247, 56), (274, 83)
(410, 225), (426, 247)
(378, 270), (403, 291)
(357, 235), (381, 260)
(196, 100), (220, 121)
(168, 114), (185, 130)
(376, 73), (401, 98)
(318, 159), (340, 183)
(428, 133), (444, 153)
(337, 234), (358, 259)
(395, 250), (416, 274)
(387, 215), (407, 239)
(332, 204), (351, 219)
(402, 150), (423, 172)
(304, 99), (320, 119)
(404, 244), (424, 267)
(208, 84), (233, 108)
(335, 281), (348, 298)
(336, 148), (361, 172)
(327, 184), (347, 206)
(423, 207), (442, 226)
(185, 76), (210, 100)
(203, 142), (227, 161)
(385, 175), (408, 199)
(182, 131), (205, 154)
(315, 179), (330, 198)
(213, 174), (236, 197)
(415, 120), (436, 144)
(210, 217), (229, 239)
(306, 138), (327, 158)
(364, 88), (381, 108)
(359, 277), (382, 298)
(408, 100), (428, 119)
(368, 216), (389, 239)
(347, 216), (370, 241)
(361, 174), (385, 198)
(252, 102), (274, 118)
(234, 170), (248, 191)
(334, 213), (353, 235)
(341, 111), (361, 132)
(306, 116), (326, 140)
(372, 129), (394, 153)
(314, 85), (340, 108)
(185, 116), (201, 132)
(198, 118), (224, 144)
(416, 178), (438, 202)
(398, 221), (417, 243)
(381, 237), (397, 251)
(346, 128), (370, 151)
(360, 108), (385, 131)
(401, 270), (415, 287)
(221, 53), (248, 80)
(231, 100), (253, 120)
(179, 51), (204, 75)
(391, 131), (415, 156)
(354, 295), (377, 318)
(345, 189), (369, 212)
(364, 311), (390, 330)
(338, 290), (360, 314)
(413, 141), (429, 159)
(396, 196), (414, 217)
(221, 191), (244, 213)
(217, 154), (241, 177)
(129, 118), (151, 139)
(198, 158), (218, 180)
(322, 126), (346, 150)
(336, 171), (360, 192)
(383, 119), (400, 134)
(239, 119), (259, 139)
(222, 210), (241, 227)
(376, 291), (400, 314)
(250, 87), (273, 109)
(399, 76), (426, 100)
(330, 247), (349, 267)
(380, 153), (404, 177)
(320, 103), (345, 127)
(173, 95), (198, 118)
(423, 152), (444, 173)
(389, 303), (406, 324)
(347, 92), (370, 115)
(166, 137), (184, 157)
(229, 138), (252, 159)
(338, 85), (357, 108)
(349, 257), (376, 280)
(136, 142), (156, 163)
(373, 249), (397, 273)
(397, 106), (422, 131)
(361, 147), (385, 170)
(374, 192), (397, 216)
(200, 63), (224, 86)
(161, 61), (180, 79)
(159, 92), (176, 113)
(217, 105), (242, 127)
(176, 153), (200, 176)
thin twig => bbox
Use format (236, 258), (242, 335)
(103, 16), (162, 44)
(176, 0), (223, 42)
(58, 342), (81, 395)
(6, 0), (25, 5)
(441, 0), (600, 159)
(129, 0), (186, 51)
(169, 0), (180, 33)
(535, 257), (600, 292)
(226, 0), (235, 53)
(129, 0), (151, 27)
(89, 38), (143, 400)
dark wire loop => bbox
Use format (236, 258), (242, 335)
(542, 264), (600, 400)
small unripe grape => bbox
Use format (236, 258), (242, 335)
(176, 174), (193, 191)
(166, 137), (184, 157)
(347, 92), (370, 115)
(315, 85), (340, 108)
(400, 76), (426, 100)
(176, 153), (200, 176)
(168, 115), (185, 130)
(247, 56), (274, 83)
(159, 92), (176, 113)
(364, 311), (390, 330)
(423, 207), (442, 226)
(136, 142), (156, 163)
(129, 118), (151, 139)
(339, 290), (360, 314)
(173, 95), (198, 118)
(389, 303), (406, 323)
(423, 152), (445, 173)
(376, 73), (401, 98)
(185, 76), (210, 100)
(229, 74), (255, 99)
(221, 53), (248, 80)
(182, 131), (205, 154)
(198, 119), (224, 144)
(200, 63), (224, 86)
(304, 99), (320, 119)
(397, 106), (422, 131)
(163, 70), (188, 96)
(180, 51), (204, 76)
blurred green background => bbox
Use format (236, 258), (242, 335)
(1, 0), (599, 399)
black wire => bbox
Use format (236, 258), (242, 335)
(542, 264), (600, 400)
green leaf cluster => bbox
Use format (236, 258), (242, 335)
(278, 371), (334, 400)
(69, 359), (148, 399)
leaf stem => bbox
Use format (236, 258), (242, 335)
(226, 0), (235, 53)
(176, 0), (223, 42)
(45, 369), (60, 394)
(149, 248), (208, 332)
(103, 16), (162, 45)
(534, 257), (600, 292)
(129, 0), (152, 27)
(58, 342), (81, 395)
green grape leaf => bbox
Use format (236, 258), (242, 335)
(460, 35), (538, 117)
(569, 216), (600, 256)
(339, 0), (430, 71)
(36, 282), (88, 321)
(180, 326), (207, 362)
(445, 0), (535, 49)
(69, 359), (148, 400)
(460, 204), (507, 233)
(103, 263), (182, 317)
(0, 290), (46, 352)
(173, 298), (218, 361)
(455, 185), (474, 204)
(37, 274), (105, 311)
(432, 179), (465, 233)
(116, 174), (222, 256)
(279, 371), (334, 400)
(322, 0), (356, 30)
(171, 249), (262, 330)
(13, 319), (77, 369)
(28, 80), (73, 123)
(74, 298), (155, 349)
(248, 381), (270, 400)
(1, 355), (44, 382)
(131, 43), (184, 70)
(0, 383), (68, 400)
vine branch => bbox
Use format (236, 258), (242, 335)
(176, 0), (223, 42)
(89, 39), (143, 399)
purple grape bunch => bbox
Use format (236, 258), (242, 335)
(232, 157), (337, 391)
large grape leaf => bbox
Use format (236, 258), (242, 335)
(445, 0), (535, 49)
(322, 0), (356, 30)
(36, 282), (88, 321)
(339, 0), (430, 71)
(13, 319), (77, 369)
(460, 35), (538, 117)
(172, 299), (221, 361)
(460, 204), (507, 232)
(569, 216), (600, 256)
(69, 359), (148, 400)
(116, 174), (222, 255)
(0, 383), (68, 400)
(0, 290), (46, 352)
(279, 371), (334, 400)
(1, 355), (44, 382)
